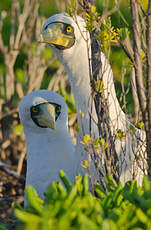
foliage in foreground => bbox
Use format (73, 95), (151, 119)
(1, 172), (151, 230)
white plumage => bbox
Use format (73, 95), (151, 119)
(40, 13), (147, 185)
(19, 90), (75, 202)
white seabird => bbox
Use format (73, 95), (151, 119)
(19, 90), (75, 201)
(39, 13), (147, 185)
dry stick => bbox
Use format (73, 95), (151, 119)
(0, 108), (18, 120)
(130, 0), (146, 120)
(0, 0), (38, 100)
(131, 67), (140, 123)
(17, 151), (26, 175)
(0, 161), (24, 180)
(146, 0), (151, 127)
(146, 0), (151, 177)
(83, 0), (119, 184)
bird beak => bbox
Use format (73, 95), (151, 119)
(37, 103), (56, 130)
(38, 23), (73, 48)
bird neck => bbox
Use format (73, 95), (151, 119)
(60, 44), (98, 138)
(60, 47), (125, 137)
(99, 53), (126, 130)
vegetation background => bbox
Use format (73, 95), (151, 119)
(0, 0), (148, 228)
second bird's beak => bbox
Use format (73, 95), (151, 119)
(37, 103), (56, 130)
(38, 23), (73, 48)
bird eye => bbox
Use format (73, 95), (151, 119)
(56, 105), (61, 113)
(31, 106), (39, 113)
(66, 26), (72, 33)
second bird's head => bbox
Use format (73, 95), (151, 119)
(19, 90), (68, 134)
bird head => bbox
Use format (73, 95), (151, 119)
(19, 90), (68, 134)
(39, 13), (90, 64)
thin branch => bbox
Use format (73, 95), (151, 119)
(146, 0), (151, 176)
(10, 0), (16, 50)
(0, 14), (7, 54)
(131, 67), (140, 122)
(146, 0), (151, 127)
(130, 0), (146, 119)
(0, 161), (24, 180)
(0, 108), (18, 120)
(14, 0), (34, 49)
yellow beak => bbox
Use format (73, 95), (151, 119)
(37, 103), (56, 130)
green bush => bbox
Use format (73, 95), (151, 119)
(1, 172), (151, 229)
(8, 172), (150, 230)
(0, 223), (8, 230)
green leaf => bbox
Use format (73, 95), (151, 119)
(78, 213), (98, 230)
(82, 174), (89, 196)
(64, 186), (77, 208)
(136, 208), (148, 224)
(95, 183), (106, 199)
(13, 124), (23, 136)
(57, 182), (67, 199)
(59, 170), (72, 192)
(113, 182), (123, 206)
(25, 185), (43, 214)
(16, 68), (25, 84)
(44, 46), (52, 61)
(75, 174), (83, 195)
(44, 181), (59, 203)
(102, 219), (117, 230)
(143, 175), (150, 193)
(119, 28), (129, 41)
(14, 209), (42, 223)
(105, 174), (117, 192)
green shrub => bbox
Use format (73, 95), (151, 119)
(1, 172), (151, 229)
(0, 223), (8, 230)
(13, 172), (151, 230)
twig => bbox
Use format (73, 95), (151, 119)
(0, 161), (24, 180)
(17, 151), (26, 175)
(146, 0), (151, 176)
(0, 108), (18, 120)
(131, 67), (140, 122)
(130, 0), (146, 118)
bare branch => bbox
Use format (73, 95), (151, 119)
(146, 0), (151, 127)
(14, 0), (36, 49)
(0, 12), (8, 54)
(0, 108), (18, 121)
(0, 161), (24, 180)
(131, 67), (140, 123)
(146, 0), (151, 176)
(10, 0), (16, 50)
(130, 0), (146, 118)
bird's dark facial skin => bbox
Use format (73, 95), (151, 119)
(42, 22), (75, 50)
(51, 103), (61, 121)
(44, 22), (74, 34)
(30, 103), (47, 128)
(30, 102), (61, 128)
